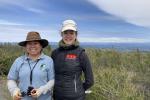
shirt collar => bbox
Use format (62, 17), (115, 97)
(24, 53), (45, 60)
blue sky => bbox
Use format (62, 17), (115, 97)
(0, 0), (150, 43)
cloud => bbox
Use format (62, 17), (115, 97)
(0, 0), (46, 14)
(0, 22), (149, 43)
(0, 20), (25, 26)
(79, 37), (150, 43)
(87, 0), (150, 28)
(0, 20), (148, 43)
(0, 24), (60, 42)
(26, 8), (45, 14)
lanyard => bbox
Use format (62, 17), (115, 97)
(27, 59), (40, 85)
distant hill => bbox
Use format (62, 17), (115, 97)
(50, 42), (150, 51)
(1, 42), (150, 51)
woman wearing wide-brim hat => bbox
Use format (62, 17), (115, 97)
(51, 20), (94, 100)
(7, 31), (54, 100)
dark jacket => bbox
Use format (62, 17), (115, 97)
(51, 45), (94, 99)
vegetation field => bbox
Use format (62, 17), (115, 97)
(0, 43), (150, 100)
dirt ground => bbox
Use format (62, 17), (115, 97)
(0, 77), (12, 100)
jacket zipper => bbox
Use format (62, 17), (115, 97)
(74, 75), (77, 92)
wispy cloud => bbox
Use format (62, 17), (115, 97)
(0, 20), (25, 26)
(0, 0), (150, 43)
(74, 14), (120, 21)
(26, 8), (45, 14)
(79, 37), (150, 43)
(87, 0), (150, 28)
(0, 24), (60, 42)
(0, 23), (149, 43)
(0, 0), (46, 14)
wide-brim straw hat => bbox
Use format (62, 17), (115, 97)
(18, 31), (48, 48)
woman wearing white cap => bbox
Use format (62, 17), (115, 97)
(7, 31), (54, 100)
(51, 20), (94, 100)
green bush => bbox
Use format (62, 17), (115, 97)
(0, 43), (150, 99)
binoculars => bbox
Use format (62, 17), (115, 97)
(21, 86), (34, 97)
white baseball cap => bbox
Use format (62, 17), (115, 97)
(61, 19), (77, 32)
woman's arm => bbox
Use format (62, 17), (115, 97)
(7, 80), (22, 100)
(80, 51), (94, 90)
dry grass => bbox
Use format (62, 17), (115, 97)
(1, 44), (150, 100)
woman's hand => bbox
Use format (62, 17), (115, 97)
(13, 89), (22, 100)
(31, 89), (42, 98)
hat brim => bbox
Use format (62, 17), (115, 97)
(61, 26), (77, 32)
(18, 39), (49, 48)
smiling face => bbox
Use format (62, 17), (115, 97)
(25, 41), (42, 57)
(62, 30), (77, 45)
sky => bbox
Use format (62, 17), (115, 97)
(0, 0), (150, 43)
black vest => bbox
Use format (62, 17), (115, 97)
(52, 46), (85, 98)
